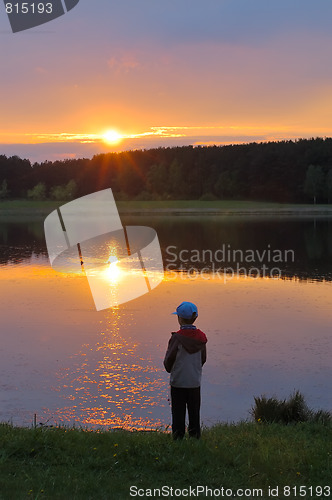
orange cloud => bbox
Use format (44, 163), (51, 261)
(107, 53), (142, 74)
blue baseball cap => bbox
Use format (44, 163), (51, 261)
(172, 301), (198, 320)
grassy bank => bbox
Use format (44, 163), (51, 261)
(1, 199), (332, 218)
(0, 422), (330, 499)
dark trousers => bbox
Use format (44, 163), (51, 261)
(171, 386), (201, 440)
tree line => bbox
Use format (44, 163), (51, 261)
(2, 137), (332, 202)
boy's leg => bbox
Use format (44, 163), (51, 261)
(187, 387), (201, 438)
(171, 386), (186, 440)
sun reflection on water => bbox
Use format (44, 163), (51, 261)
(56, 307), (168, 430)
(105, 258), (122, 283)
(1, 259), (332, 428)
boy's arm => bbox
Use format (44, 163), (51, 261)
(163, 333), (179, 373)
(201, 344), (207, 366)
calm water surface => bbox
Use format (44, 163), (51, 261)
(0, 216), (331, 428)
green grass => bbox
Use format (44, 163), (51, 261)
(0, 422), (330, 499)
(0, 199), (61, 217)
(252, 391), (332, 425)
(0, 200), (61, 209)
(1, 199), (332, 218)
(117, 200), (325, 211)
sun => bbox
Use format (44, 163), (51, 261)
(103, 129), (122, 144)
(106, 259), (121, 282)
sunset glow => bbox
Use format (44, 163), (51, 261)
(2, 1), (332, 163)
(102, 130), (123, 145)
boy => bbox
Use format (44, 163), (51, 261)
(163, 301), (207, 440)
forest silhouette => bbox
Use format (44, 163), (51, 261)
(1, 138), (332, 203)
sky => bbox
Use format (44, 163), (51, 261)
(1, 0), (332, 162)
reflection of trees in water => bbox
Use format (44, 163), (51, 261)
(304, 219), (332, 260)
(305, 221), (323, 260)
(0, 221), (46, 265)
(151, 216), (332, 282)
(1, 217), (332, 281)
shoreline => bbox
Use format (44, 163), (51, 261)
(1, 200), (332, 218)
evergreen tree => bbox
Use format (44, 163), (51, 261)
(326, 169), (332, 204)
(0, 179), (9, 199)
(304, 165), (324, 204)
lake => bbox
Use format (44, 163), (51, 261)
(0, 215), (331, 429)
